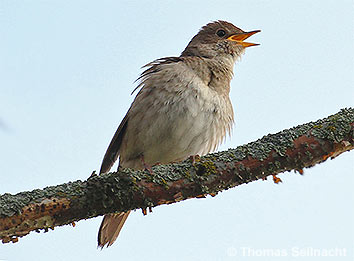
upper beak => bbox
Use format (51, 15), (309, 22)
(227, 30), (261, 47)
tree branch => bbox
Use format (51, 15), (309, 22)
(1, 108), (353, 244)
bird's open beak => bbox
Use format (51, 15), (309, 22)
(227, 30), (261, 47)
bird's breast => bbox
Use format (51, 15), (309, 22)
(119, 62), (234, 168)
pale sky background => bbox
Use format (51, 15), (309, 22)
(1, 1), (353, 260)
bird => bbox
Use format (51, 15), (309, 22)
(98, 20), (260, 248)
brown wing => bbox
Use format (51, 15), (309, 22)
(99, 111), (129, 174)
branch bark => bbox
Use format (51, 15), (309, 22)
(1, 108), (353, 244)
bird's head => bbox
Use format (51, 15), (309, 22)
(181, 20), (260, 61)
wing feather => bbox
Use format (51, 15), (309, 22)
(99, 112), (129, 174)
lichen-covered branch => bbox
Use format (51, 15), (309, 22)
(1, 108), (353, 244)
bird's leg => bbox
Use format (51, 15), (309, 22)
(140, 155), (153, 175)
(140, 155), (153, 216)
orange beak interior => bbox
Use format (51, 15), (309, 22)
(227, 30), (261, 47)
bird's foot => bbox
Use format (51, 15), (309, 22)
(189, 155), (201, 165)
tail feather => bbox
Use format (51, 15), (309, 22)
(98, 211), (131, 248)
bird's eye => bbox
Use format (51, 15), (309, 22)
(216, 29), (226, 37)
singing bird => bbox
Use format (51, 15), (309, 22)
(98, 20), (260, 248)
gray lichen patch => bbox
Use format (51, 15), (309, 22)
(225, 108), (353, 161)
(0, 181), (86, 218)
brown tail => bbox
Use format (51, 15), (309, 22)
(98, 211), (131, 248)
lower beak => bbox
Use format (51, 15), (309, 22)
(227, 30), (261, 47)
